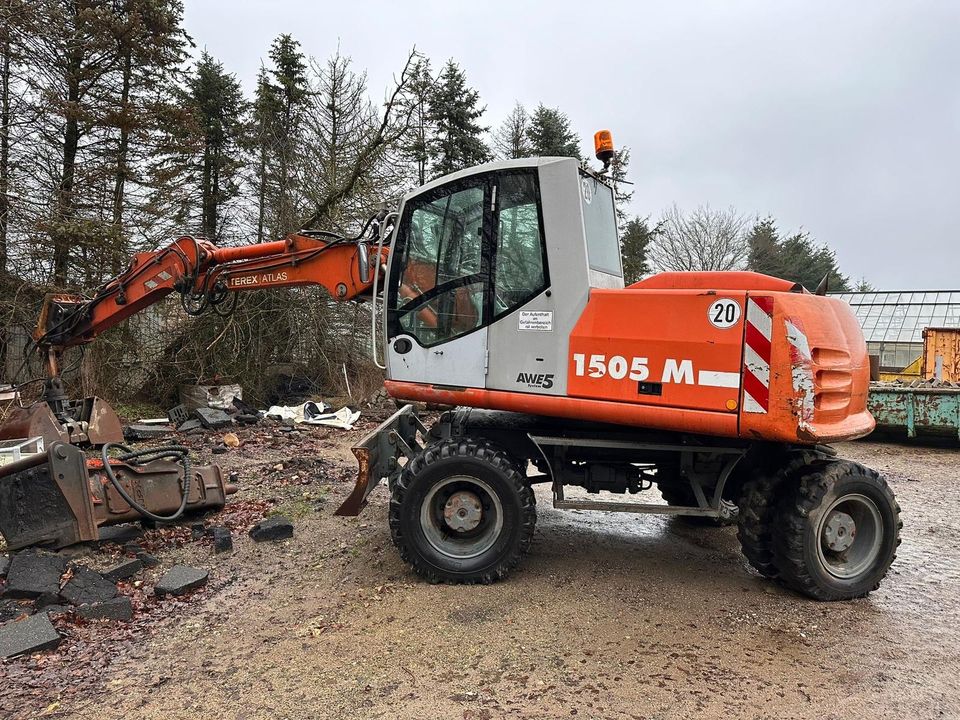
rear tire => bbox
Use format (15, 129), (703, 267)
(772, 459), (901, 601)
(736, 450), (821, 578)
(389, 438), (536, 584)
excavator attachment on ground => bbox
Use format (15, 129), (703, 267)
(0, 441), (235, 550)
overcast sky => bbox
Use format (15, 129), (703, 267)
(183, 1), (959, 290)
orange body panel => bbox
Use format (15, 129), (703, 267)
(738, 292), (874, 443)
(567, 289), (746, 415)
(388, 272), (874, 446)
(385, 380), (738, 437)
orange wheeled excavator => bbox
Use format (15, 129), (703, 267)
(0, 133), (900, 601)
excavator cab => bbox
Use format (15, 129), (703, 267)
(385, 157), (621, 394)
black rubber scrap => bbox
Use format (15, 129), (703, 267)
(154, 565), (208, 598)
(249, 516), (294, 542)
(0, 613), (61, 658)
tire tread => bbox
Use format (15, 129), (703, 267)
(388, 437), (536, 585)
(771, 458), (902, 600)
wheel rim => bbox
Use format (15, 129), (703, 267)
(815, 493), (884, 580)
(420, 475), (504, 560)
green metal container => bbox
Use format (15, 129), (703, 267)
(868, 384), (960, 440)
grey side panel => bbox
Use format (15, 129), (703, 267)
(589, 269), (624, 289)
(485, 158), (589, 397)
(388, 329), (488, 388)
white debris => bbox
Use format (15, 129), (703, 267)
(265, 401), (360, 430)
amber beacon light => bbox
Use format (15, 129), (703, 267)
(594, 129), (615, 168)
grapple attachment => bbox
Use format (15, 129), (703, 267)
(0, 397), (123, 448)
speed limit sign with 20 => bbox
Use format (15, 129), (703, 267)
(707, 299), (742, 329)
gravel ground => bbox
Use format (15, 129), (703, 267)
(3, 427), (959, 719)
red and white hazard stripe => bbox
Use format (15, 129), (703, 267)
(743, 296), (773, 413)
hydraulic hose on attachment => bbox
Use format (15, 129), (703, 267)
(101, 442), (193, 522)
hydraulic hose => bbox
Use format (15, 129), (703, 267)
(101, 442), (193, 522)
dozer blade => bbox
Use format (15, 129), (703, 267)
(0, 442), (236, 550)
(335, 404), (424, 516)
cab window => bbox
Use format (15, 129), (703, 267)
(494, 173), (547, 317)
(388, 170), (549, 348)
(393, 184), (487, 346)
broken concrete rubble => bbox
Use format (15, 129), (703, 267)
(0, 612), (61, 658)
(136, 552), (159, 568)
(59, 566), (117, 606)
(77, 596), (133, 621)
(211, 526), (232, 553)
(103, 558), (142, 582)
(167, 403), (190, 426)
(249, 515), (294, 542)
(155, 565), (208, 597)
(0, 554), (9, 578)
(96, 524), (143, 546)
(123, 423), (172, 441)
(194, 407), (233, 429)
(3, 550), (68, 599)
(178, 418), (203, 432)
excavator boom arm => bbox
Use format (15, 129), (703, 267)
(35, 231), (388, 353)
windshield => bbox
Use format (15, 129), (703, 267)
(580, 173), (622, 277)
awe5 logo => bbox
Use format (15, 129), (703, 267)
(516, 372), (554, 389)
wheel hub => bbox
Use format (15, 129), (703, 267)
(443, 490), (483, 532)
(822, 510), (857, 552)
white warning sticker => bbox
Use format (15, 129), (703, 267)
(518, 310), (553, 332)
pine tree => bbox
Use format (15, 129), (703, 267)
(251, 66), (278, 242)
(428, 59), (490, 178)
(301, 50), (385, 229)
(747, 217), (850, 291)
(185, 52), (246, 240)
(493, 102), (531, 159)
(0, 2), (21, 274)
(106, 0), (190, 272)
(268, 34), (309, 236)
(620, 216), (657, 284)
(21, 0), (122, 283)
(609, 146), (633, 226)
(526, 104), (580, 157)
(403, 58), (434, 185)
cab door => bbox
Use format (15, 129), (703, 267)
(386, 178), (492, 388)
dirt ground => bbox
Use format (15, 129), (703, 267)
(2, 421), (959, 719)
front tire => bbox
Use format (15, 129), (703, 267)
(389, 438), (536, 584)
(772, 459), (901, 601)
